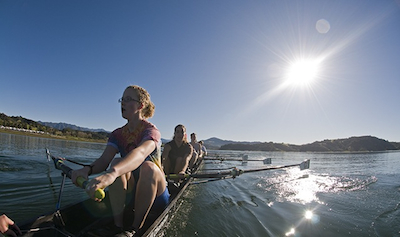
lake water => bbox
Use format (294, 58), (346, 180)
(1, 132), (400, 236)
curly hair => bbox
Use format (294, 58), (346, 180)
(126, 85), (155, 119)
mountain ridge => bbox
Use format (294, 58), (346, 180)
(217, 136), (400, 152)
(38, 121), (109, 133)
(1, 113), (400, 152)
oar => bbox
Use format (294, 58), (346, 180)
(46, 149), (105, 200)
(205, 156), (272, 165)
(201, 166), (237, 171)
(167, 159), (310, 179)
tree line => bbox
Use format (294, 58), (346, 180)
(0, 113), (109, 142)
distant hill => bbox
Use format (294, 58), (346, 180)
(202, 137), (236, 149)
(2, 113), (400, 152)
(1, 113), (109, 142)
(201, 137), (261, 150)
(161, 138), (171, 144)
(38, 121), (109, 133)
(219, 136), (400, 152)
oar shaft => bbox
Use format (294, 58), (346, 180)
(176, 160), (309, 179)
(52, 156), (105, 200)
(242, 163), (299, 174)
(192, 170), (233, 178)
(204, 158), (268, 162)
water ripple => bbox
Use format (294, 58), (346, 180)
(255, 169), (378, 205)
(373, 201), (400, 236)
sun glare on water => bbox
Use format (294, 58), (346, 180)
(305, 210), (313, 219)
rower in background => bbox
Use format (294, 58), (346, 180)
(199, 140), (207, 157)
(190, 133), (203, 167)
(162, 124), (193, 176)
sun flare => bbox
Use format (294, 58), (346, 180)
(285, 58), (321, 86)
(305, 210), (313, 219)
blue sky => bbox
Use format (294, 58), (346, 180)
(1, 0), (400, 145)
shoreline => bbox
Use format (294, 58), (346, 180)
(2, 128), (398, 153)
(0, 128), (107, 144)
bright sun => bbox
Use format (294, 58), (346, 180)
(285, 59), (321, 86)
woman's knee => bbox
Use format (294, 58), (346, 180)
(109, 158), (133, 188)
(140, 162), (164, 180)
(140, 161), (157, 176)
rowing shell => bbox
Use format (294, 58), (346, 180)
(18, 152), (309, 236)
(142, 157), (204, 237)
(18, 155), (204, 236)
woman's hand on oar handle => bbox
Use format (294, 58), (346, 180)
(71, 166), (90, 186)
(76, 177), (106, 201)
(83, 169), (118, 201)
(71, 168), (106, 201)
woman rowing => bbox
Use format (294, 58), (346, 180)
(162, 124), (193, 176)
(190, 132), (203, 165)
(71, 85), (169, 236)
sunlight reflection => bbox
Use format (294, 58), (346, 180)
(257, 167), (378, 205)
(272, 169), (320, 204)
(285, 227), (295, 236)
(305, 210), (313, 219)
(304, 209), (321, 224)
(285, 208), (321, 237)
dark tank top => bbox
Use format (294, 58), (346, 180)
(166, 140), (191, 173)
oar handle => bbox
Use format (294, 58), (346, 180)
(50, 153), (106, 200)
(166, 173), (190, 179)
(76, 177), (106, 200)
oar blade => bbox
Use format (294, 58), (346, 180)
(263, 158), (272, 165)
(299, 159), (310, 170)
(45, 148), (51, 162)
